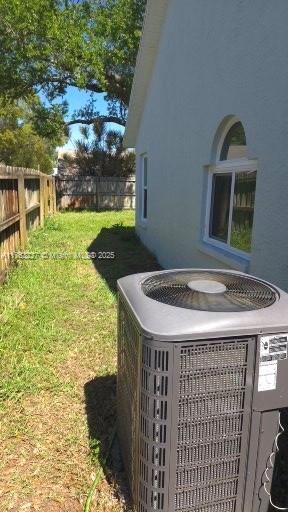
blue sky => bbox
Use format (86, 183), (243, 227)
(58, 87), (124, 150)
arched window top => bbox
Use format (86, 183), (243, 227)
(220, 121), (247, 161)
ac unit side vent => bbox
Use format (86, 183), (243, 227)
(178, 390), (246, 419)
(176, 458), (240, 487)
(175, 501), (236, 512)
(175, 478), (239, 508)
(177, 413), (244, 444)
(138, 339), (172, 512)
(175, 338), (253, 511)
(180, 341), (249, 371)
(117, 297), (142, 506)
(179, 366), (247, 395)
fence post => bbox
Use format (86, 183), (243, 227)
(47, 179), (51, 214)
(18, 171), (27, 249)
(44, 178), (48, 218)
(52, 179), (57, 213)
(96, 176), (100, 211)
(39, 176), (45, 226)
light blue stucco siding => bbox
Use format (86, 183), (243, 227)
(135, 0), (288, 289)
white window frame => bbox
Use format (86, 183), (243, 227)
(203, 158), (258, 259)
(140, 154), (148, 223)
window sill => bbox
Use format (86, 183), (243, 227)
(197, 240), (250, 272)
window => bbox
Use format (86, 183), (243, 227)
(210, 173), (232, 242)
(141, 155), (148, 221)
(220, 121), (248, 161)
(205, 120), (257, 255)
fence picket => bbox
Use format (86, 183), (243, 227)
(56, 175), (135, 210)
(0, 165), (56, 282)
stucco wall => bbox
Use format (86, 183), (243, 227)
(135, 0), (288, 290)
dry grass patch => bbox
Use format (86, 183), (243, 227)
(0, 211), (160, 511)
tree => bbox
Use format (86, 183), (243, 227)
(0, 98), (65, 172)
(0, 0), (146, 130)
(61, 124), (135, 177)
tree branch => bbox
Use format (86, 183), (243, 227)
(35, 75), (104, 95)
(66, 115), (126, 127)
(84, 81), (105, 94)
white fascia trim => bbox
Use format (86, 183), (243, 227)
(124, 0), (169, 148)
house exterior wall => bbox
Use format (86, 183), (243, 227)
(135, 0), (288, 290)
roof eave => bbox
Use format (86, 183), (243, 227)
(124, 0), (169, 148)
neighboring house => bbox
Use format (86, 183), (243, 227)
(124, 0), (288, 290)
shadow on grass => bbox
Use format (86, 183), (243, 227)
(84, 374), (130, 507)
(84, 225), (160, 507)
(87, 223), (161, 294)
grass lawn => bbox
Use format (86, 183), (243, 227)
(0, 211), (159, 512)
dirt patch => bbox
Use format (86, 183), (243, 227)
(0, 392), (87, 511)
(0, 384), (126, 512)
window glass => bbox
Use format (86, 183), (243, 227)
(142, 155), (147, 220)
(143, 188), (147, 220)
(230, 171), (257, 252)
(220, 122), (247, 161)
(209, 174), (232, 242)
(143, 157), (148, 187)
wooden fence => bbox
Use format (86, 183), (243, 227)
(56, 175), (135, 210)
(0, 166), (56, 283)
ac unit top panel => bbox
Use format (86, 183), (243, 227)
(117, 269), (288, 341)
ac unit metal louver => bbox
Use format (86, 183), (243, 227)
(117, 270), (288, 512)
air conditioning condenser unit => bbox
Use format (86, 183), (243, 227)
(117, 270), (288, 512)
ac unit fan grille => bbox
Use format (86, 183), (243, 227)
(142, 271), (277, 312)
